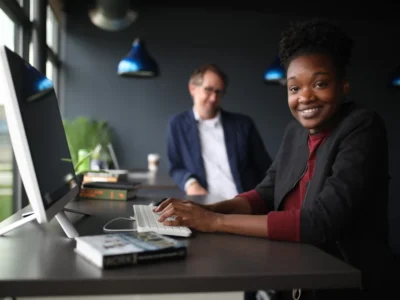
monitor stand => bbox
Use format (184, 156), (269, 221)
(0, 208), (90, 238)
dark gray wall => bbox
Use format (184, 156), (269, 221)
(62, 8), (297, 170)
(61, 7), (400, 254)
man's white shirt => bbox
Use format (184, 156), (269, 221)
(184, 108), (238, 199)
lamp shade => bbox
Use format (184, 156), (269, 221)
(391, 68), (400, 87)
(117, 38), (158, 77)
(264, 56), (286, 85)
(37, 77), (53, 91)
(89, 0), (137, 32)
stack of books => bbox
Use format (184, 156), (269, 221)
(79, 181), (141, 200)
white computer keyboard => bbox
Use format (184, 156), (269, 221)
(133, 204), (192, 237)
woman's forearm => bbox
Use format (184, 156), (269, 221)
(214, 213), (269, 237)
(205, 197), (253, 214)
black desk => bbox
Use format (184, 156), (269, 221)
(0, 191), (361, 297)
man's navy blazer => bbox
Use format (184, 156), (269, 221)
(166, 109), (272, 193)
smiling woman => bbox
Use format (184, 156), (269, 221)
(156, 19), (395, 300)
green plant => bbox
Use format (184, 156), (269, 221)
(62, 116), (113, 170)
(62, 145), (107, 175)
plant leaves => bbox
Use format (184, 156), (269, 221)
(62, 117), (113, 170)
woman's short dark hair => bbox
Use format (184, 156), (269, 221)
(279, 19), (354, 78)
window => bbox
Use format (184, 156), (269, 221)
(28, 3), (60, 95)
(29, 41), (33, 65)
(46, 60), (54, 82)
(46, 5), (58, 54)
(0, 9), (15, 52)
(29, 0), (34, 20)
(46, 60), (58, 94)
(46, 4), (60, 96)
(0, 9), (15, 222)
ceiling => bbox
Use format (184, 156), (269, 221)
(59, 0), (399, 22)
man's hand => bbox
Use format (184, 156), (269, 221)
(185, 181), (207, 195)
(154, 198), (221, 232)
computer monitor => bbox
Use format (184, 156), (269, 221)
(0, 45), (84, 238)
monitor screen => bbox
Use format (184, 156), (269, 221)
(5, 48), (76, 209)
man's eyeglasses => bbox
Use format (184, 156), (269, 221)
(202, 86), (225, 97)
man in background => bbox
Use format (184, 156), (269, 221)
(166, 63), (271, 198)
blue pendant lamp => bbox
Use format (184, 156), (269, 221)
(37, 77), (53, 91)
(264, 55), (286, 85)
(117, 38), (159, 77)
(391, 67), (400, 87)
(26, 65), (54, 102)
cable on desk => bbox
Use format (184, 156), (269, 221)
(103, 216), (137, 232)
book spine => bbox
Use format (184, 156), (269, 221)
(83, 173), (128, 181)
(83, 176), (118, 183)
(102, 248), (187, 268)
(79, 188), (128, 200)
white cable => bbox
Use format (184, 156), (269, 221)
(292, 289), (301, 300)
(103, 216), (137, 232)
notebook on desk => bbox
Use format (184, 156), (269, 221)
(74, 232), (188, 269)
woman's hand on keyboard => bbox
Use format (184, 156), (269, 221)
(153, 198), (221, 232)
(154, 198), (211, 212)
